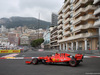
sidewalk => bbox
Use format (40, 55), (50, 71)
(44, 49), (100, 56)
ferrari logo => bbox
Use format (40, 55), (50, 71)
(52, 58), (55, 61)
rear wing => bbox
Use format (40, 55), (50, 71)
(75, 54), (83, 60)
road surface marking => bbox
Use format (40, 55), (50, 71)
(2, 53), (19, 57)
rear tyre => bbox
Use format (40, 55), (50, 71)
(69, 59), (77, 67)
(31, 58), (38, 65)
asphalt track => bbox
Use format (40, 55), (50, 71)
(0, 50), (100, 75)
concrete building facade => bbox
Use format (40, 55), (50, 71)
(8, 32), (20, 46)
(58, 0), (98, 51)
(20, 35), (29, 45)
(43, 29), (50, 49)
(50, 26), (59, 49)
(94, 0), (100, 50)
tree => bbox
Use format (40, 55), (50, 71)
(31, 38), (44, 47)
(64, 0), (67, 3)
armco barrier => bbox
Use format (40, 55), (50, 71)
(0, 50), (20, 53)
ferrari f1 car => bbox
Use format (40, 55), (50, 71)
(25, 53), (83, 67)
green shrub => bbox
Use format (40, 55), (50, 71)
(31, 38), (44, 47)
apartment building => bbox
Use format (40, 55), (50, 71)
(51, 13), (58, 26)
(50, 26), (59, 49)
(58, 0), (98, 51)
(20, 35), (29, 45)
(94, 0), (100, 50)
(43, 29), (50, 49)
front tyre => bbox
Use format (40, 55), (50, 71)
(69, 59), (77, 67)
(31, 58), (38, 65)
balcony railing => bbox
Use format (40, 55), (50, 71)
(58, 14), (63, 20)
(58, 24), (63, 29)
(50, 40), (58, 43)
(73, 5), (96, 18)
(93, 0), (100, 4)
(58, 34), (63, 38)
(63, 0), (70, 8)
(51, 30), (57, 36)
(73, 24), (93, 32)
(50, 35), (58, 39)
(58, 32), (97, 43)
(94, 7), (100, 16)
(57, 19), (63, 24)
(64, 24), (70, 30)
(64, 11), (70, 19)
(64, 5), (70, 13)
(73, 0), (90, 11)
(94, 19), (100, 27)
(51, 44), (59, 47)
(63, 31), (70, 36)
(64, 18), (70, 24)
(73, 0), (79, 4)
(58, 29), (63, 34)
(73, 14), (97, 25)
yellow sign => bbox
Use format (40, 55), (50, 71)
(0, 50), (20, 53)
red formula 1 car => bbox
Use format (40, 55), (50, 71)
(25, 53), (83, 67)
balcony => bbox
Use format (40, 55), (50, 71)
(58, 7), (63, 15)
(73, 24), (93, 32)
(64, 11), (70, 19)
(50, 40), (58, 43)
(73, 5), (96, 18)
(63, 0), (70, 8)
(94, 19), (100, 27)
(58, 32), (97, 43)
(51, 35), (57, 39)
(85, 33), (98, 37)
(51, 30), (57, 36)
(51, 44), (59, 47)
(94, 7), (100, 16)
(64, 18), (70, 24)
(64, 5), (70, 13)
(93, 0), (100, 5)
(58, 24), (63, 29)
(63, 31), (70, 36)
(57, 19), (63, 24)
(58, 14), (63, 20)
(73, 0), (79, 4)
(73, 14), (97, 26)
(58, 34), (63, 38)
(64, 24), (70, 30)
(73, 0), (90, 11)
(58, 29), (63, 34)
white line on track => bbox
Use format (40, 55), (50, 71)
(2, 53), (19, 57)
